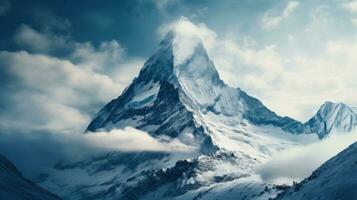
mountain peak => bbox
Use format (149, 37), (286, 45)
(174, 40), (224, 88)
(318, 101), (355, 118)
(307, 101), (357, 137)
(86, 27), (308, 149)
(320, 101), (348, 109)
(137, 30), (218, 83)
(162, 17), (211, 65)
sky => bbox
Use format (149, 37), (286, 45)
(1, 0), (357, 134)
(1, 0), (357, 179)
(1, 0), (357, 126)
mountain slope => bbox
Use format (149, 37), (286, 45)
(275, 142), (357, 200)
(0, 154), (61, 200)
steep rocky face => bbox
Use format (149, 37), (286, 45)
(0, 154), (61, 200)
(306, 102), (357, 138)
(86, 33), (176, 132)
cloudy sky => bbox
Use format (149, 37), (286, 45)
(1, 0), (357, 135)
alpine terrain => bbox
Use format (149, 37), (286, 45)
(34, 30), (357, 200)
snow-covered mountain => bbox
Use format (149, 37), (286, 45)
(306, 101), (357, 138)
(37, 31), (316, 200)
(36, 31), (357, 200)
(275, 141), (357, 200)
(86, 31), (306, 154)
(0, 154), (61, 200)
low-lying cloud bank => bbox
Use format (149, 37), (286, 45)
(0, 127), (194, 179)
(85, 128), (195, 152)
(258, 132), (357, 183)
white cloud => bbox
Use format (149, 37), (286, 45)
(342, 1), (357, 12)
(70, 39), (144, 83)
(262, 1), (300, 30)
(257, 133), (357, 183)
(236, 38), (357, 120)
(3, 23), (145, 134)
(85, 127), (195, 152)
(14, 24), (52, 52)
(0, 50), (123, 133)
(14, 24), (67, 53)
(0, 127), (194, 178)
(159, 17), (217, 65)
(352, 18), (357, 26)
(13, 24), (142, 82)
(111, 58), (145, 84)
(71, 40), (125, 71)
